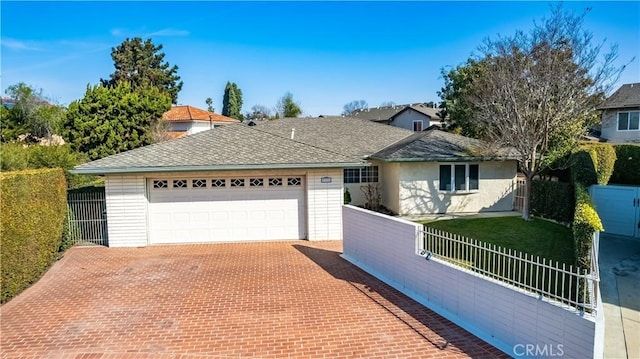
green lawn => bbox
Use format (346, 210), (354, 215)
(420, 216), (575, 266)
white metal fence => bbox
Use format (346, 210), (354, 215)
(67, 187), (108, 246)
(420, 226), (600, 314)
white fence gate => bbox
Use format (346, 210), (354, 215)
(591, 185), (640, 238)
(67, 187), (108, 246)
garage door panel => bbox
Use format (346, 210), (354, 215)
(148, 177), (305, 244)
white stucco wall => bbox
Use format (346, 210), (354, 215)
(600, 109), (640, 143)
(342, 205), (603, 359)
(381, 162), (401, 214)
(389, 108), (438, 131)
(397, 161), (517, 215)
(104, 168), (343, 246)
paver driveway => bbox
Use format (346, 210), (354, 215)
(1, 241), (507, 358)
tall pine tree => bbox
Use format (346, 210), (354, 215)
(222, 82), (243, 121)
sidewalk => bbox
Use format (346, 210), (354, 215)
(599, 233), (640, 359)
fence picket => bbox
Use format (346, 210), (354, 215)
(421, 225), (599, 314)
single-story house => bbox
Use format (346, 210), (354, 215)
(351, 103), (444, 131)
(73, 117), (518, 247)
(163, 105), (239, 139)
(597, 82), (640, 143)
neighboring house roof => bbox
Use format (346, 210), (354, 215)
(253, 116), (413, 158)
(73, 122), (367, 174)
(163, 105), (239, 123)
(370, 128), (518, 162)
(351, 103), (444, 122)
(597, 83), (640, 110)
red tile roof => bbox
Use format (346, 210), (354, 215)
(163, 105), (239, 123)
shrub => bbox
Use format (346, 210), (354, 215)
(572, 184), (603, 270)
(610, 145), (640, 185)
(530, 180), (574, 223)
(570, 148), (598, 186)
(1, 168), (67, 303)
(590, 143), (617, 185)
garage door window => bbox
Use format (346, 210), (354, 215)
(269, 178), (283, 186)
(250, 178), (264, 187)
(153, 180), (168, 189)
(288, 177), (302, 186)
(192, 179), (207, 188)
(173, 179), (187, 188)
(211, 179), (226, 188)
(231, 178), (245, 187)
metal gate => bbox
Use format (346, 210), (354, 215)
(67, 187), (108, 246)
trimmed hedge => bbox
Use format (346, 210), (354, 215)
(1, 168), (67, 303)
(530, 180), (574, 223)
(569, 143), (617, 186)
(610, 145), (640, 185)
(591, 143), (617, 185)
(572, 184), (603, 270)
(570, 148), (598, 186)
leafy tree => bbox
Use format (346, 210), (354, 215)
(63, 82), (171, 160)
(222, 82), (243, 120)
(1, 83), (65, 140)
(342, 100), (368, 116)
(276, 92), (302, 118)
(438, 59), (486, 137)
(205, 97), (215, 112)
(463, 5), (623, 220)
(245, 104), (272, 121)
(101, 37), (183, 104)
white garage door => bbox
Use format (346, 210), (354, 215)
(591, 185), (640, 238)
(148, 176), (306, 244)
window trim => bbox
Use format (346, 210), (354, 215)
(438, 163), (479, 193)
(617, 110), (640, 132)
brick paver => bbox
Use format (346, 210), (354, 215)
(1, 241), (508, 358)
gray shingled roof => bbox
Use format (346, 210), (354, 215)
(370, 128), (519, 162)
(351, 103), (444, 122)
(73, 123), (364, 174)
(597, 83), (640, 110)
(73, 117), (414, 174)
(350, 105), (405, 122)
(253, 116), (412, 158)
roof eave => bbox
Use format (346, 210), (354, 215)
(370, 156), (518, 163)
(71, 162), (365, 175)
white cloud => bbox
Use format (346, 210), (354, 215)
(110, 27), (189, 38)
(147, 28), (190, 37)
(1, 38), (42, 51)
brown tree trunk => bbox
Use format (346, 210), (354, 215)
(522, 174), (533, 221)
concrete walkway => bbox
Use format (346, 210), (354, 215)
(599, 233), (640, 359)
(402, 210), (522, 222)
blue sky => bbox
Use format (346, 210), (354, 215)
(2, 1), (639, 116)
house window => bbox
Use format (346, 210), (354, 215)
(173, 179), (187, 189)
(249, 178), (264, 187)
(618, 111), (640, 131)
(153, 180), (168, 189)
(343, 166), (379, 183)
(361, 166), (379, 183)
(230, 178), (245, 187)
(287, 177), (302, 186)
(439, 164), (479, 192)
(211, 179), (226, 188)
(413, 120), (423, 132)
(344, 168), (360, 184)
(268, 178), (282, 186)
(192, 179), (207, 188)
